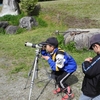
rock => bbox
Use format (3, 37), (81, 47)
(5, 25), (18, 34)
(0, 21), (9, 29)
(64, 28), (100, 49)
(19, 16), (38, 30)
(0, 0), (20, 17)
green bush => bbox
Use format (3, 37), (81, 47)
(65, 41), (76, 52)
(21, 0), (38, 16)
(0, 13), (25, 26)
(57, 34), (65, 48)
(57, 34), (76, 52)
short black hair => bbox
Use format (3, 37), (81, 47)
(91, 42), (100, 49)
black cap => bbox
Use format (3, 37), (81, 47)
(89, 33), (100, 50)
(42, 37), (58, 48)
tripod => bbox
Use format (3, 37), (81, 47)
(24, 43), (52, 100)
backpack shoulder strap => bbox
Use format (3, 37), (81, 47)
(52, 48), (65, 61)
(57, 48), (65, 55)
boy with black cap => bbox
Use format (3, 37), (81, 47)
(79, 33), (100, 100)
(41, 37), (77, 100)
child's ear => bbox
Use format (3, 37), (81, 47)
(95, 44), (100, 48)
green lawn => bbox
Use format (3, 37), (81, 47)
(39, 0), (100, 20)
(0, 0), (98, 74)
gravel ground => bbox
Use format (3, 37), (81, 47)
(0, 63), (84, 100)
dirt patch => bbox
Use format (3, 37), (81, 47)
(0, 64), (83, 100)
(42, 7), (100, 28)
(64, 16), (100, 28)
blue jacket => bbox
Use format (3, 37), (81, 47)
(41, 48), (77, 73)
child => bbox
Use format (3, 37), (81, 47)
(41, 37), (77, 100)
(79, 34), (100, 100)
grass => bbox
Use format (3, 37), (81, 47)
(0, 0), (99, 75)
(39, 0), (100, 28)
(39, 0), (100, 19)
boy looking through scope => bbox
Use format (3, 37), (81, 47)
(40, 37), (77, 100)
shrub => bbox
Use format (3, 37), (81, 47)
(0, 13), (25, 26)
(21, 0), (38, 16)
(57, 34), (77, 52)
(57, 34), (65, 48)
(65, 41), (76, 52)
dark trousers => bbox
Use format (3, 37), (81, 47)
(51, 71), (72, 89)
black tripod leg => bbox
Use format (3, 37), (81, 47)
(24, 65), (34, 89)
(35, 78), (52, 100)
(24, 76), (30, 89)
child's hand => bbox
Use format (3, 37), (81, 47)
(42, 55), (50, 60)
(85, 57), (93, 62)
